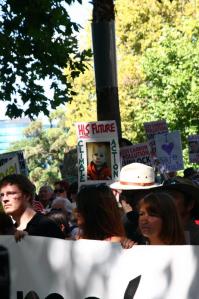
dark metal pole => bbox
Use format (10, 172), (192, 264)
(92, 0), (122, 139)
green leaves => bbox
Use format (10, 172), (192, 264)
(0, 0), (91, 119)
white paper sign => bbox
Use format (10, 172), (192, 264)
(188, 135), (199, 164)
(155, 131), (184, 172)
(0, 236), (198, 299)
(76, 121), (120, 187)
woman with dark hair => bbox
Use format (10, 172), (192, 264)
(139, 192), (185, 245)
(76, 184), (125, 242)
(46, 210), (70, 239)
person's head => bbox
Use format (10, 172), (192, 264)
(119, 137), (132, 147)
(51, 197), (73, 217)
(46, 210), (70, 238)
(76, 184), (125, 240)
(54, 180), (69, 199)
(38, 185), (54, 207)
(67, 181), (78, 203)
(184, 167), (196, 179)
(110, 163), (162, 211)
(0, 174), (35, 218)
(161, 177), (199, 224)
(138, 192), (185, 245)
(119, 189), (151, 212)
(91, 143), (107, 167)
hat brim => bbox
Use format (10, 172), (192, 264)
(157, 183), (199, 203)
(110, 181), (162, 190)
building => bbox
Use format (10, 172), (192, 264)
(0, 118), (32, 154)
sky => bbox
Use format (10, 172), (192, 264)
(0, 0), (92, 120)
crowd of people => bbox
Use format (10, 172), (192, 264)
(0, 162), (199, 247)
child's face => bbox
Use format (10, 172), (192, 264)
(92, 145), (106, 166)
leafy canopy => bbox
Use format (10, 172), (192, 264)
(0, 0), (91, 119)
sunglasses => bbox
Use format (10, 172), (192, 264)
(54, 188), (65, 193)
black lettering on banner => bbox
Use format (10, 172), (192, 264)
(16, 275), (141, 299)
(123, 275), (141, 299)
(17, 292), (64, 299)
(45, 294), (64, 299)
(24, 291), (40, 299)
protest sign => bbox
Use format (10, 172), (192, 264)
(0, 151), (28, 176)
(144, 120), (168, 140)
(0, 156), (20, 180)
(76, 121), (120, 186)
(144, 120), (169, 161)
(188, 135), (199, 164)
(120, 143), (152, 167)
(0, 236), (199, 299)
(155, 131), (184, 172)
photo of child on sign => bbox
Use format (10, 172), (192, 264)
(87, 142), (112, 180)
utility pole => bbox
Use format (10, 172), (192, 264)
(92, 0), (121, 139)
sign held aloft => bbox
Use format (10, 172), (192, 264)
(76, 121), (120, 187)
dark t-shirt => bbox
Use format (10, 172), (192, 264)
(24, 213), (64, 239)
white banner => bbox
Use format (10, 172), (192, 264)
(0, 236), (198, 299)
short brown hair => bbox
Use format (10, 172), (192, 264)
(0, 174), (35, 202)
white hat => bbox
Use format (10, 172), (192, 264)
(110, 163), (161, 190)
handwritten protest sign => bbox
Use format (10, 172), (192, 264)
(144, 120), (168, 140)
(0, 156), (20, 180)
(188, 135), (199, 164)
(144, 120), (169, 161)
(120, 143), (152, 167)
(76, 121), (120, 186)
(155, 131), (184, 172)
(0, 150), (28, 176)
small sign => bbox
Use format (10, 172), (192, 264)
(76, 121), (120, 187)
(188, 135), (199, 164)
(120, 143), (152, 167)
(144, 120), (169, 160)
(144, 120), (168, 140)
(155, 131), (184, 172)
(0, 150), (28, 176)
(0, 156), (20, 180)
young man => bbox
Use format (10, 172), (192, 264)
(0, 174), (64, 239)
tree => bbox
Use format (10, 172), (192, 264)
(138, 21), (199, 144)
(8, 119), (68, 189)
(115, 0), (199, 144)
(0, 0), (91, 119)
